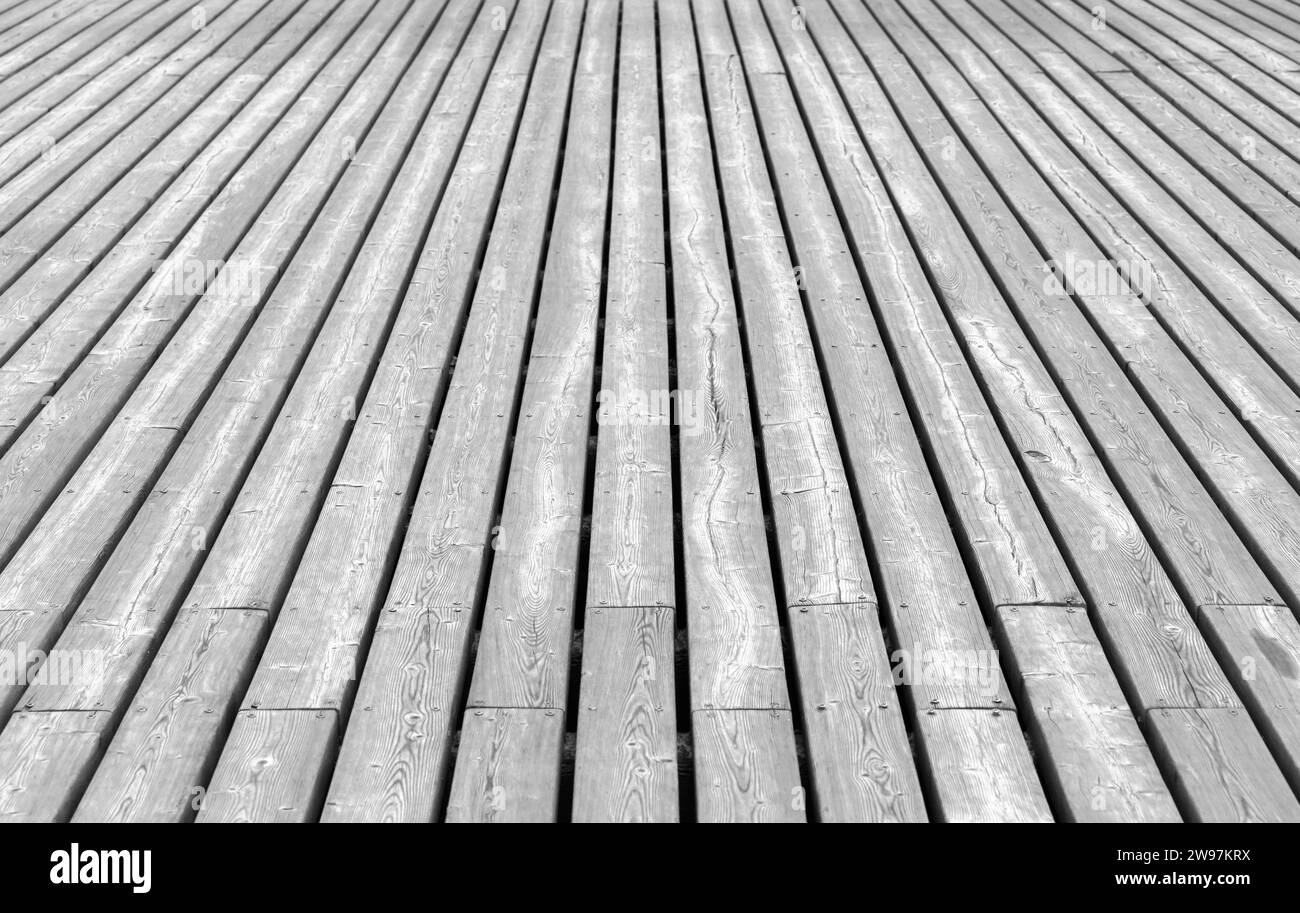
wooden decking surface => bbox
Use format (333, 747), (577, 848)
(1, 0), (1300, 822)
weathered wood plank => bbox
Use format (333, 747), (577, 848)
(915, 708), (1054, 822)
(76, 608), (268, 822)
(1197, 604), (1300, 791)
(0, 0), (253, 180)
(1030, 0), (1300, 205)
(1143, 0), (1300, 75)
(1145, 707), (1300, 821)
(197, 709), (338, 823)
(78, 0), (538, 824)
(0, 0), (407, 722)
(572, 606), (678, 822)
(720, 0), (1040, 818)
(0, 711), (100, 823)
(445, 709), (565, 823)
(986, 1), (1300, 297)
(722, 0), (1014, 712)
(695, 1), (924, 821)
(662, 0), (789, 716)
(0, 0), (145, 88)
(1111, 0), (1300, 120)
(788, 602), (925, 821)
(0, 0), (317, 317)
(995, 605), (1180, 822)
(0, 1), (66, 51)
(692, 709), (804, 823)
(0, 0), (194, 117)
(218, 0), (574, 822)
(586, 0), (674, 613)
(0, 0), (480, 822)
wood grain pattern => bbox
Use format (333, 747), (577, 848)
(0, 0), (269, 198)
(585, 0), (674, 612)
(197, 709), (338, 823)
(0, 0), (451, 744)
(75, 608), (269, 822)
(692, 709), (805, 823)
(663, 0), (788, 715)
(1145, 707), (1300, 821)
(228, 0), (573, 823)
(1197, 604), (1300, 791)
(789, 603), (927, 821)
(0, 0), (1296, 824)
(1026, 0), (1300, 200)
(695, 0), (924, 820)
(721, 0), (1010, 713)
(915, 708), (1055, 822)
(995, 605), (1179, 822)
(445, 709), (564, 823)
(572, 606), (678, 822)
(0, 0), (239, 152)
(0, 710), (100, 823)
(84, 0), (537, 824)
(0, 0), (187, 117)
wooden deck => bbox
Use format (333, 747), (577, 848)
(1, 0), (1300, 823)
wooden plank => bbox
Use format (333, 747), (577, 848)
(719, 0), (1014, 711)
(995, 605), (1180, 822)
(763, 0), (1082, 615)
(75, 608), (268, 822)
(848, 0), (1282, 611)
(0, 711), (99, 823)
(0, 0), (335, 353)
(0, 1), (64, 48)
(661, 0), (790, 718)
(1039, 0), (1300, 171)
(964, 0), (1300, 393)
(57, 1), (505, 827)
(1141, 0), (1300, 67)
(0, 0), (330, 321)
(0, 0), (403, 727)
(1145, 707), (1300, 821)
(1143, 0), (1300, 75)
(0, 0), (188, 116)
(716, 0), (1041, 819)
(694, 3), (924, 821)
(0, 1), (88, 58)
(788, 603), (925, 821)
(0, 0), (146, 87)
(0, 0), (380, 571)
(1197, 604), (1300, 791)
(804, 0), (1207, 816)
(864, 0), (1300, 817)
(572, 606), (678, 822)
(0, 0), (250, 175)
(1096, 70), (1300, 252)
(703, 8), (871, 612)
(1030, 0), (1300, 206)
(912, 1), (1300, 500)
(915, 709), (1055, 822)
(213, 0), (573, 822)
(692, 709), (803, 823)
(585, 0), (674, 614)
(196, 709), (338, 823)
(444, 709), (564, 823)
(0, 0), (480, 821)
(984, 1), (1300, 306)
(1112, 0), (1300, 119)
(76, 0), (534, 824)
(0, 0), (283, 196)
